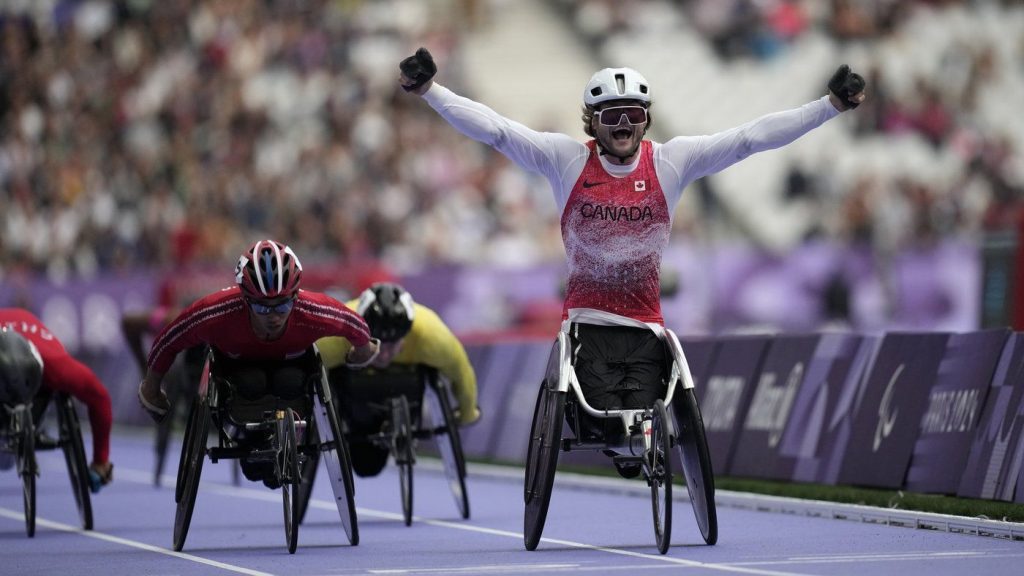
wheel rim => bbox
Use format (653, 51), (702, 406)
(675, 387), (718, 546)
(282, 408), (300, 553)
(314, 382), (359, 545)
(173, 398), (208, 551)
(523, 376), (563, 551)
(428, 381), (469, 519)
(650, 400), (673, 554)
(59, 395), (93, 530)
(17, 411), (36, 538)
(395, 396), (414, 526)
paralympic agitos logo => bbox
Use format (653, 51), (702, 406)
(579, 202), (654, 221)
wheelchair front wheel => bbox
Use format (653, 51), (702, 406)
(173, 396), (209, 551)
(56, 394), (93, 530)
(523, 379), (564, 551)
(649, 399), (673, 554)
(281, 408), (301, 554)
(392, 396), (414, 527)
(13, 408), (37, 537)
(296, 419), (320, 525)
(673, 387), (718, 545)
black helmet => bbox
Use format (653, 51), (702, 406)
(356, 283), (415, 342)
(0, 328), (43, 405)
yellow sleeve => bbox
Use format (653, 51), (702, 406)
(401, 305), (477, 412)
(316, 298), (359, 369)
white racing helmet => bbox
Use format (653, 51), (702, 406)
(583, 67), (651, 107)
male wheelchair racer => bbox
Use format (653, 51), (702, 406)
(1, 329), (96, 537)
(315, 363), (470, 526)
(524, 323), (717, 554)
(173, 345), (359, 554)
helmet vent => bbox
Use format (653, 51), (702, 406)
(615, 73), (625, 95)
(590, 87), (603, 97)
(640, 85), (648, 94)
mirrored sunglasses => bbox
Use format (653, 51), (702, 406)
(248, 298), (295, 315)
(597, 106), (648, 127)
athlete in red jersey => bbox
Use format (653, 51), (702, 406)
(0, 308), (115, 491)
(137, 239), (380, 422)
(401, 48), (865, 476)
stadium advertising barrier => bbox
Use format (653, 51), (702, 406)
(837, 333), (950, 489)
(958, 333), (1024, 502)
(729, 334), (821, 480)
(905, 329), (1010, 494)
(697, 335), (771, 475)
(777, 333), (870, 483)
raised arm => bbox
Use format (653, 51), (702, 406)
(399, 47), (584, 182)
(659, 65), (866, 189)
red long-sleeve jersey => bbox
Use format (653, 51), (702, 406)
(147, 287), (371, 373)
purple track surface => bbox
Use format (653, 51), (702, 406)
(1, 430), (1022, 576)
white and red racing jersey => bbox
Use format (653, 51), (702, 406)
(422, 84), (839, 326)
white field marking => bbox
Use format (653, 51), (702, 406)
(726, 550), (1024, 567)
(0, 507), (274, 576)
(109, 465), (818, 576)
(368, 564), (578, 574)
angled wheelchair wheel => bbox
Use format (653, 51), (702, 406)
(56, 394), (93, 530)
(296, 419), (320, 525)
(523, 376), (564, 551)
(173, 396), (210, 551)
(313, 372), (359, 545)
(673, 387), (718, 545)
(391, 396), (415, 526)
(281, 408), (301, 554)
(649, 399), (673, 554)
(14, 408), (36, 537)
(174, 397), (198, 504)
(425, 379), (469, 520)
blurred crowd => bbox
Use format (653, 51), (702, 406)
(1, 0), (1023, 287)
(0, 0), (560, 285)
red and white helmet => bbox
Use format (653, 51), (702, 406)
(583, 67), (652, 107)
(235, 239), (303, 300)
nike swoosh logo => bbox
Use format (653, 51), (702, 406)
(582, 180), (605, 189)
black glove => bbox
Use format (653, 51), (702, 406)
(399, 47), (437, 93)
(828, 64), (866, 110)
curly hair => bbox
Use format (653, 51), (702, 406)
(581, 104), (654, 138)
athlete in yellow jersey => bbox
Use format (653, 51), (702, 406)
(317, 283), (479, 426)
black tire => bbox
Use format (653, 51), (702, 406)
(392, 396), (414, 526)
(296, 418), (320, 525)
(173, 397), (209, 551)
(175, 399), (197, 504)
(428, 379), (470, 519)
(523, 348), (565, 551)
(314, 371), (359, 545)
(57, 394), (93, 530)
(673, 387), (718, 545)
(281, 408), (301, 554)
(650, 399), (673, 554)
(15, 409), (36, 538)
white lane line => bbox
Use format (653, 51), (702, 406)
(110, 466), (818, 576)
(0, 506), (274, 576)
(367, 564), (578, 574)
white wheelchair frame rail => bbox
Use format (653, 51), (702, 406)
(555, 326), (696, 454)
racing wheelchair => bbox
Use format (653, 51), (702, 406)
(300, 364), (469, 526)
(1, 326), (94, 539)
(173, 346), (358, 554)
(523, 326), (717, 554)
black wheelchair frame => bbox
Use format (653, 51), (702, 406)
(324, 364), (470, 526)
(173, 345), (358, 554)
(523, 327), (717, 554)
(1, 390), (94, 537)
